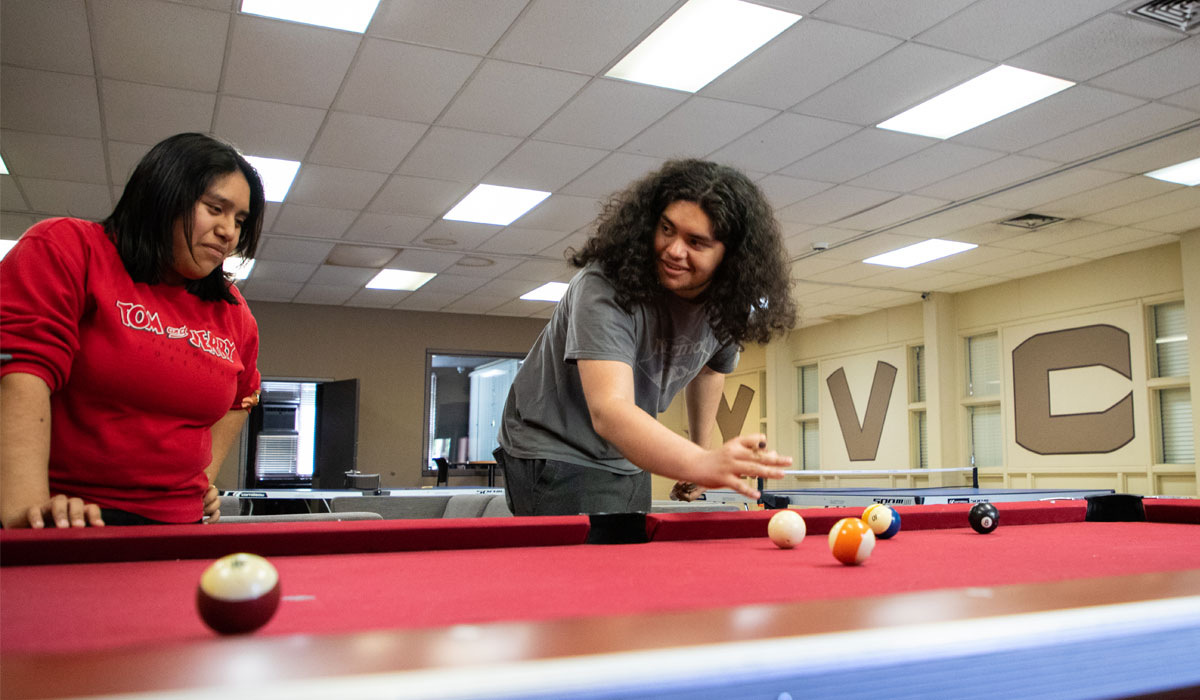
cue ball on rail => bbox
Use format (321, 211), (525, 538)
(767, 509), (806, 549)
(862, 504), (901, 540)
(969, 502), (999, 534)
(828, 517), (875, 565)
(197, 553), (281, 635)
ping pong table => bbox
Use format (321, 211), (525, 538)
(222, 487), (505, 515)
(702, 486), (1117, 508)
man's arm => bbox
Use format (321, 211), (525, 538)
(0, 372), (103, 528)
(672, 366), (726, 500)
(202, 409), (249, 523)
(577, 360), (787, 499)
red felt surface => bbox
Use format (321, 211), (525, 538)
(4, 516), (1199, 656)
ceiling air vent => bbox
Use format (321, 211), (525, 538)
(1126, 1), (1200, 33)
(999, 214), (1065, 230)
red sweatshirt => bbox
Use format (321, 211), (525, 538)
(1, 218), (261, 522)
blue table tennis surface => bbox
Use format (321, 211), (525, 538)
(704, 486), (1116, 507)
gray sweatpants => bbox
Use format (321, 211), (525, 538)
(494, 448), (651, 516)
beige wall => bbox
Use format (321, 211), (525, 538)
(215, 302), (547, 491)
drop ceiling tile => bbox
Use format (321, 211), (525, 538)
(793, 42), (991, 126)
(989, 218), (1116, 250)
(240, 280), (301, 302)
(622, 97), (778, 158)
(1087, 186), (1200, 227)
(309, 264), (377, 287)
(446, 255), (523, 278)
(492, 0), (675, 74)
(486, 141), (608, 192)
(1136, 207), (1200, 234)
(502, 259), (575, 283)
(394, 290), (462, 312)
(1039, 225), (1165, 257)
(1089, 37), (1200, 100)
(476, 227), (569, 256)
(0, 131), (106, 184)
(391, 248), (463, 273)
(810, 0), (977, 38)
(308, 113), (426, 174)
(105, 140), (154, 186)
(535, 79), (688, 150)
(337, 39), (481, 123)
(1, 177), (29, 213)
(757, 174), (836, 210)
(790, 254), (852, 279)
(439, 60), (589, 138)
(921, 243), (1022, 271)
(370, 176), (471, 218)
(1039, 175), (1177, 219)
(293, 284), (357, 307)
(1086, 126), (1200, 175)
(709, 113), (860, 174)
(222, 14), (360, 108)
(917, 155), (1061, 201)
(475, 276), (549, 298)
(418, 273), (489, 296)
(370, 0), (526, 54)
(886, 203), (1022, 239)
(515, 194), (603, 234)
(777, 185), (898, 225)
(1024, 103), (1200, 165)
(17, 178), (112, 219)
(286, 165), (387, 211)
(213, 97), (326, 160)
(850, 142), (1004, 192)
(251, 260), (318, 284)
(272, 203), (357, 239)
(807, 260), (895, 283)
(1009, 12), (1180, 82)
(345, 288), (410, 309)
(703, 20), (900, 109)
(486, 298), (555, 317)
(255, 236), (335, 264)
(953, 86), (1144, 153)
(916, 0), (1129, 62)
(978, 167), (1128, 211)
(441, 296), (509, 314)
(344, 213), (433, 245)
(0, 211), (38, 238)
(1087, 232), (1179, 259)
(781, 128), (933, 183)
(957, 249), (1065, 277)
(840, 288), (923, 308)
(91, 0), (226, 90)
(559, 152), (666, 199)
(0, 0), (94, 74)
(540, 228), (590, 259)
(101, 80), (215, 145)
(398, 128), (521, 183)
(823, 232), (930, 262)
(416, 220), (503, 249)
(1163, 84), (1200, 111)
(835, 194), (949, 231)
(1, 68), (101, 137)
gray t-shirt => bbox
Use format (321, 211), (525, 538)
(499, 265), (739, 474)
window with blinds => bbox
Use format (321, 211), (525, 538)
(910, 345), (927, 469)
(966, 332), (1000, 396)
(1159, 387), (1194, 464)
(915, 410), (928, 468)
(797, 364), (819, 468)
(911, 345), (926, 402)
(969, 404), (1002, 467)
(1153, 301), (1189, 378)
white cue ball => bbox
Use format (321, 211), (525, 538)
(767, 509), (807, 549)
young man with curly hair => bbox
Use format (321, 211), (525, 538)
(496, 159), (797, 516)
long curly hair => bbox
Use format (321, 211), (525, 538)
(568, 159), (796, 346)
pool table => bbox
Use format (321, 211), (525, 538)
(3, 498), (1199, 700)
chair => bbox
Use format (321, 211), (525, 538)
(441, 494), (494, 518)
(433, 457), (450, 487)
(481, 494), (513, 518)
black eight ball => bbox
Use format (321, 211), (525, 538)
(969, 502), (999, 534)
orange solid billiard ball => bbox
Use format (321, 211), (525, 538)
(196, 553), (281, 635)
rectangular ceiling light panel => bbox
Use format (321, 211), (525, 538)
(606, 0), (801, 92)
(877, 65), (1075, 139)
(444, 184), (551, 226)
(241, 0), (381, 33)
(863, 239), (977, 268)
(223, 256), (255, 280)
(1145, 156), (1200, 186)
(521, 282), (569, 302)
(366, 269), (436, 291)
(243, 155), (300, 203)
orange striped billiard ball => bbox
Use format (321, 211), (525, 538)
(828, 517), (876, 565)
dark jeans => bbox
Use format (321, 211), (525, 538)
(494, 448), (650, 516)
(100, 509), (198, 526)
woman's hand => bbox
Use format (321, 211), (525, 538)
(690, 434), (790, 500)
(202, 484), (221, 524)
(3, 494), (104, 529)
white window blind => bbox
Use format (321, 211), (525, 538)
(798, 364), (818, 414)
(800, 421), (819, 469)
(916, 410), (928, 468)
(1160, 387), (1194, 464)
(1153, 301), (1189, 378)
(969, 404), (1002, 467)
(912, 345), (926, 402)
(967, 333), (1000, 396)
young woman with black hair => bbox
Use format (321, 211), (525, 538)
(1, 133), (266, 528)
(496, 159), (797, 516)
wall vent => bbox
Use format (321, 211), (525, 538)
(999, 214), (1065, 230)
(1126, 1), (1200, 33)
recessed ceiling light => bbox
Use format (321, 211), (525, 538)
(456, 256), (495, 268)
(606, 0), (800, 92)
(366, 269), (436, 291)
(0, 239), (17, 261)
(243, 155), (300, 203)
(444, 184), (550, 226)
(325, 244), (398, 268)
(0, 154), (8, 175)
(1145, 156), (1200, 186)
(223, 255), (255, 280)
(877, 65), (1074, 139)
(863, 239), (977, 268)
(240, 0), (380, 33)
(521, 282), (569, 302)
(423, 238), (458, 247)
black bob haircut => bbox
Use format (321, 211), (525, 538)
(103, 132), (266, 304)
(569, 159), (796, 346)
